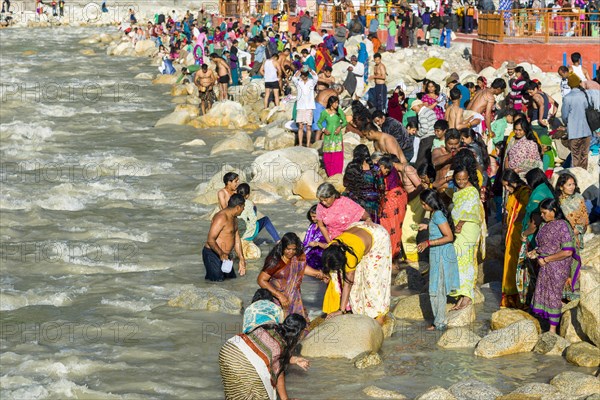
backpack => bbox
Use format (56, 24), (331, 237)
(582, 89), (600, 132)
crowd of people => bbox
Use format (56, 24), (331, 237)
(204, 47), (599, 397)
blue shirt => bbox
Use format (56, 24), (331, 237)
(457, 84), (471, 109)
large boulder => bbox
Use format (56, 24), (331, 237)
(437, 327), (481, 349)
(171, 84), (189, 97)
(198, 101), (249, 128)
(300, 314), (384, 359)
(210, 132), (254, 155)
(549, 371), (600, 398)
(292, 170), (324, 201)
(578, 286), (600, 347)
(193, 165), (247, 205)
(446, 304), (476, 328)
(363, 386), (407, 399)
(560, 307), (590, 343)
(415, 387), (457, 400)
(112, 41), (133, 56)
(447, 380), (503, 400)
(134, 39), (158, 56)
(392, 293), (433, 320)
(533, 331), (571, 356)
(167, 287), (242, 315)
(425, 68), (448, 85)
(134, 72), (154, 80)
(507, 383), (561, 399)
(474, 320), (539, 358)
(174, 104), (199, 119)
(264, 127), (295, 150)
(155, 111), (191, 127)
(250, 147), (320, 197)
(152, 74), (179, 85)
(579, 266), (600, 296)
(565, 342), (600, 367)
(490, 308), (541, 334)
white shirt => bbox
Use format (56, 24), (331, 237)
(572, 65), (587, 82)
(292, 73), (318, 110)
(264, 59), (278, 83)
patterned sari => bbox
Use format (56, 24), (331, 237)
(344, 167), (385, 223)
(531, 219), (579, 326)
(451, 186), (486, 301)
(302, 223), (326, 270)
(379, 168), (407, 258)
(559, 192), (589, 300)
(422, 93), (445, 120)
(263, 254), (308, 321)
(501, 185), (531, 307)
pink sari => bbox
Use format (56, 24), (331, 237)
(316, 196), (366, 240)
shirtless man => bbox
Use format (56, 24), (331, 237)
(317, 66), (336, 92)
(363, 123), (408, 165)
(210, 52), (232, 101)
(467, 78), (506, 135)
(194, 63), (218, 115)
(217, 172), (240, 210)
(369, 53), (387, 112)
(431, 129), (461, 197)
(445, 87), (463, 130)
(203, 194), (246, 281)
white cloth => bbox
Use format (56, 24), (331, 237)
(293, 73), (317, 110)
(353, 62), (365, 97)
(230, 337), (276, 400)
(264, 59), (278, 83)
(572, 65), (587, 82)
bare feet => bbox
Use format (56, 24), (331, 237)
(450, 296), (463, 310)
(425, 325), (436, 331)
(455, 296), (472, 310)
(549, 325), (557, 334)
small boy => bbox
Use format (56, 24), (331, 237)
(540, 135), (556, 179)
(236, 183), (281, 243)
(217, 172), (240, 210)
(445, 87), (463, 129)
(432, 119), (449, 150)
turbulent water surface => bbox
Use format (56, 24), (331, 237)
(0, 27), (594, 400)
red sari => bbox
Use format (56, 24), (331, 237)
(380, 168), (408, 258)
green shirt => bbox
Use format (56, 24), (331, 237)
(318, 107), (348, 153)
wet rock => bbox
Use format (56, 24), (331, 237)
(167, 287), (242, 315)
(474, 320), (539, 358)
(79, 35), (100, 44)
(560, 307), (590, 344)
(496, 395), (540, 400)
(508, 382), (561, 399)
(193, 165), (247, 205)
(533, 331), (571, 356)
(264, 127), (295, 151)
(210, 132), (254, 155)
(447, 379), (502, 400)
(241, 240), (261, 260)
(490, 308), (541, 334)
(250, 147), (320, 198)
(134, 72), (154, 80)
(301, 314), (383, 359)
(381, 314), (395, 338)
(473, 287), (485, 305)
(565, 342), (600, 368)
(446, 304), (475, 328)
(134, 39), (158, 57)
(152, 74), (179, 85)
(112, 41), (134, 56)
(250, 189), (281, 205)
(578, 287), (600, 347)
(199, 101), (249, 128)
(181, 139), (206, 146)
(155, 111), (191, 127)
(363, 385), (407, 399)
(415, 387), (457, 400)
(392, 293), (433, 320)
(437, 327), (481, 349)
(354, 352), (382, 369)
(254, 136), (266, 148)
(174, 104), (199, 119)
(549, 371), (600, 398)
(79, 48), (96, 56)
(171, 85), (189, 97)
(292, 170), (324, 201)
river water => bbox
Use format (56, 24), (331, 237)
(0, 27), (594, 400)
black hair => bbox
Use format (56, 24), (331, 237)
(558, 65), (569, 74)
(326, 95), (339, 109)
(417, 163), (436, 183)
(571, 52), (581, 63)
(378, 155), (394, 171)
(306, 204), (318, 223)
(434, 119), (449, 131)
(491, 78), (507, 90)
(449, 87), (462, 101)
(252, 288), (274, 303)
(452, 149), (480, 191)
(420, 189), (455, 233)
(524, 80), (539, 92)
(426, 80), (441, 95)
(343, 145), (380, 198)
(539, 198), (566, 221)
(223, 172), (239, 185)
(460, 128), (490, 169)
(525, 168), (555, 196)
(350, 100), (372, 132)
(445, 128), (461, 142)
(464, 82), (476, 90)
(236, 182), (251, 197)
(227, 193), (245, 208)
(501, 168), (526, 189)
(262, 232), (304, 273)
(372, 110), (386, 120)
(374, 52), (381, 59)
(514, 66), (530, 81)
(406, 119), (419, 130)
(555, 172), (580, 197)
(321, 241), (359, 287)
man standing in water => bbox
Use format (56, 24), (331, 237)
(210, 53), (232, 101)
(203, 194), (246, 281)
(194, 63), (217, 115)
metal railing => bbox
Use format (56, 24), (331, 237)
(479, 7), (600, 43)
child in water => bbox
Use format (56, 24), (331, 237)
(302, 205), (326, 270)
(417, 189), (460, 331)
(236, 183), (281, 244)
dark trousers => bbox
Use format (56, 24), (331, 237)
(416, 135), (435, 170)
(373, 83), (387, 112)
(569, 136), (591, 170)
(465, 16), (474, 33)
(202, 246), (236, 282)
(257, 217), (280, 242)
(402, 146), (414, 164)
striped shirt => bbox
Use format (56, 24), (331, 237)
(417, 107), (437, 139)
